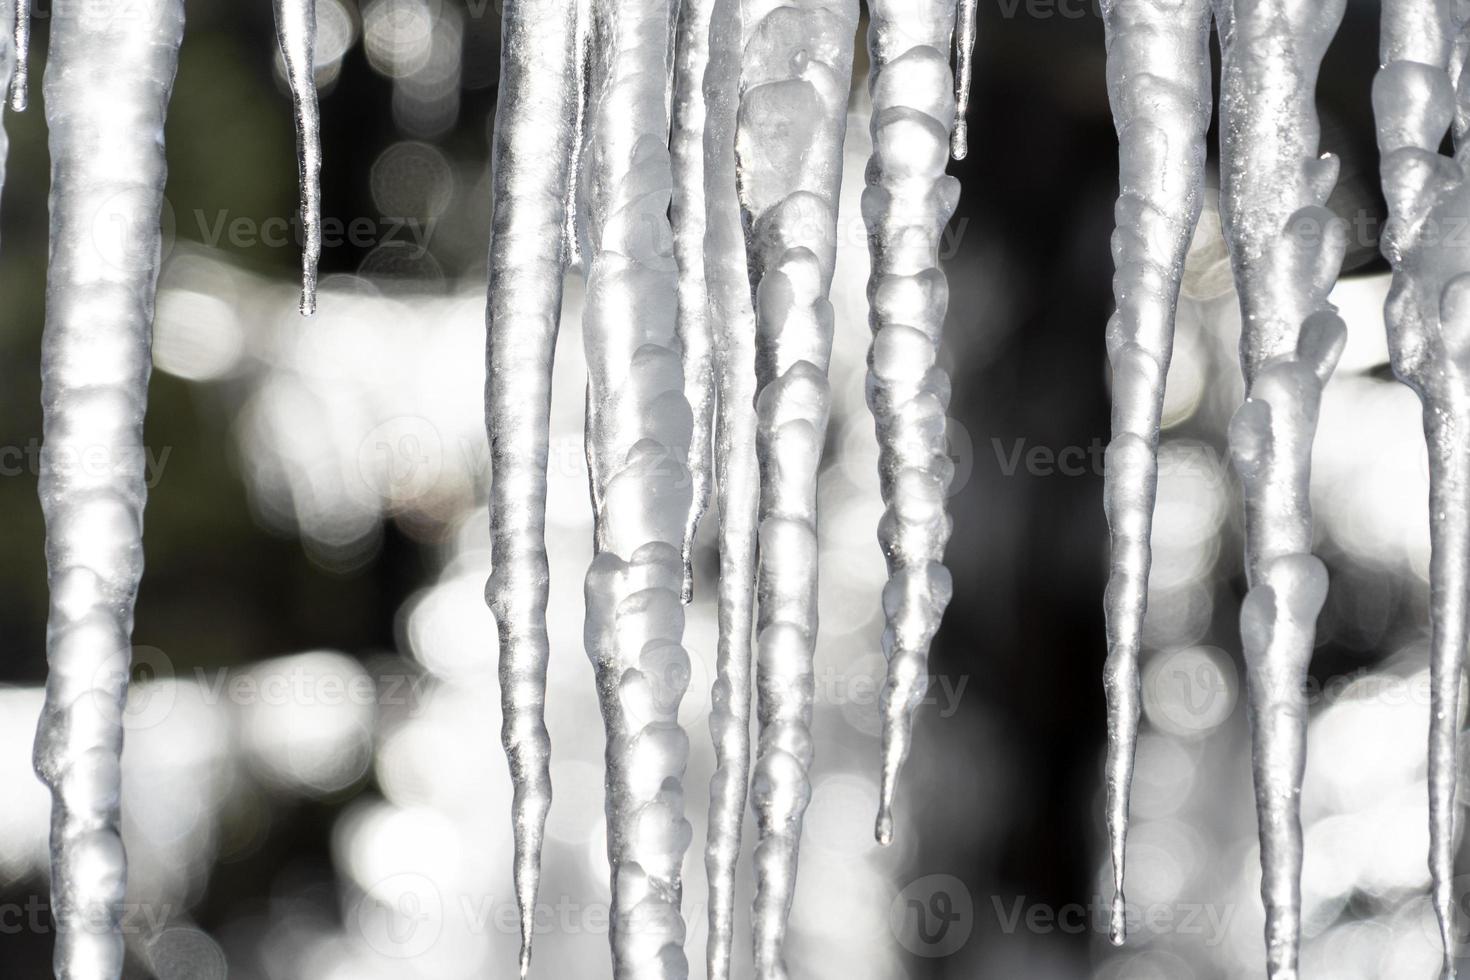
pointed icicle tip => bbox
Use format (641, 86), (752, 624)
(519, 941), (532, 979)
(10, 0), (28, 112)
(1110, 891), (1127, 946)
(951, 0), (977, 161)
(875, 808), (894, 847)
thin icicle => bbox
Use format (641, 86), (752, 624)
(1097, 0), (1213, 945)
(862, 0), (961, 848)
(32, 3), (185, 978)
(577, 0), (695, 976)
(1374, 4), (1470, 974)
(483, 0), (583, 974)
(671, 0), (715, 602)
(9, 0), (25, 111)
(735, 0), (857, 972)
(272, 0), (321, 316)
(950, 0), (977, 160)
(701, 0), (759, 974)
(1213, 1), (1347, 976)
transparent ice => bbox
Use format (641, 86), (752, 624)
(32, 3), (185, 978)
(272, 0), (322, 317)
(1374, 2), (1470, 975)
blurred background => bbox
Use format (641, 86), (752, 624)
(0, 0), (1450, 977)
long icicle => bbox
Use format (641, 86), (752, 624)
(32, 3), (186, 977)
(862, 0), (962, 848)
(701, 0), (759, 973)
(483, 0), (583, 974)
(736, 0), (858, 972)
(272, 0), (322, 317)
(1213, 1), (1347, 976)
(1097, 0), (1213, 944)
(9, 0), (24, 111)
(950, 0), (977, 160)
(671, 0), (716, 603)
(1374, 4), (1470, 974)
(577, 0), (695, 975)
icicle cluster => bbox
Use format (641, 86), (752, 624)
(1214, 1), (1347, 976)
(733, 0), (857, 973)
(700, 0), (759, 974)
(861, 0), (962, 847)
(577, 0), (696, 975)
(32, 3), (186, 978)
(1097, 0), (1213, 945)
(482, 0), (583, 974)
(1374, 3), (1470, 974)
(271, 0), (322, 317)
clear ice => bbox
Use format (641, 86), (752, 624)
(32, 2), (186, 978)
(1097, 0), (1213, 945)
(700, 0), (760, 975)
(272, 0), (321, 317)
(1374, 3), (1470, 974)
(672, 0), (716, 603)
(735, 0), (857, 972)
(862, 0), (963, 847)
(1214, 0), (1347, 976)
(577, 0), (696, 975)
(483, 0), (584, 974)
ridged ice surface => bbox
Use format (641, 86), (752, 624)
(482, 0), (583, 974)
(735, 0), (856, 973)
(272, 0), (321, 316)
(33, 3), (185, 978)
(1097, 0), (1213, 945)
(1374, 5), (1470, 974)
(672, 0), (715, 603)
(701, 0), (759, 974)
(1214, 1), (1347, 976)
(577, 0), (695, 976)
(862, 0), (961, 848)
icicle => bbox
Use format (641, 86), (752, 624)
(701, 0), (759, 973)
(577, 0), (695, 975)
(9, 0), (25, 112)
(1213, 1), (1347, 976)
(32, 3), (185, 978)
(1373, 5), (1470, 975)
(671, 0), (716, 602)
(862, 0), (962, 848)
(483, 0), (583, 975)
(735, 0), (857, 972)
(272, 0), (321, 317)
(1096, 0), (1213, 946)
(949, 0), (977, 160)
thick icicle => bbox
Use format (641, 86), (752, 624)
(671, 0), (716, 603)
(577, 0), (695, 976)
(9, 0), (25, 111)
(483, 0), (583, 974)
(1096, 0), (1213, 945)
(950, 0), (977, 160)
(272, 0), (321, 316)
(1213, 1), (1347, 976)
(862, 0), (961, 848)
(701, 0), (759, 973)
(1374, 4), (1470, 974)
(735, 0), (857, 972)
(32, 3), (185, 977)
